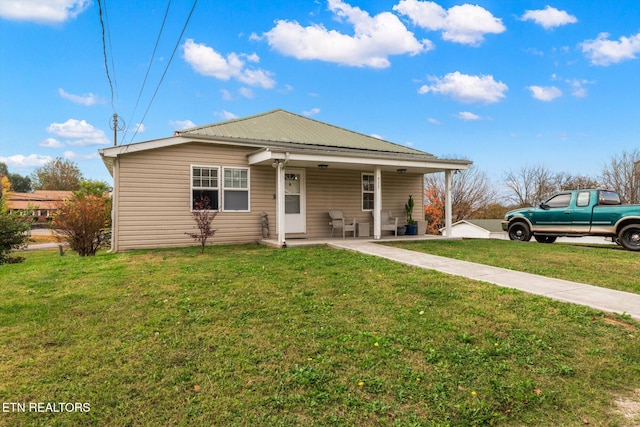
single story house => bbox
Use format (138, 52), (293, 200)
(99, 109), (470, 251)
(439, 219), (507, 239)
(7, 190), (73, 222)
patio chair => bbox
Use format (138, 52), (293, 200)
(328, 210), (357, 238)
(380, 209), (399, 236)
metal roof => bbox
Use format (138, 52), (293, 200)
(175, 109), (432, 156)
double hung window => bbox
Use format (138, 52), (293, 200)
(192, 166), (219, 210)
(362, 173), (374, 211)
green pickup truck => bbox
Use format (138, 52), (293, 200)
(502, 189), (640, 251)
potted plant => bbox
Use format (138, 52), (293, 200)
(405, 195), (418, 235)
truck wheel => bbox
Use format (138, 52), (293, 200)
(534, 235), (557, 244)
(508, 222), (531, 242)
(618, 224), (640, 251)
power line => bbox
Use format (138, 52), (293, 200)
(128, 0), (198, 144)
(96, 0), (115, 112)
(123, 0), (173, 144)
(102, 0), (119, 101)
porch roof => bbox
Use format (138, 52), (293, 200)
(247, 146), (470, 174)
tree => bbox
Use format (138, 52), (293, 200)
(0, 187), (30, 264)
(423, 184), (444, 234)
(553, 173), (599, 192)
(504, 165), (556, 207)
(8, 173), (32, 193)
(52, 193), (111, 256)
(423, 166), (498, 234)
(32, 157), (83, 191)
(186, 196), (217, 253)
(600, 149), (640, 204)
(76, 179), (112, 197)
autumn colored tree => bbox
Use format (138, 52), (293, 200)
(423, 165), (498, 234)
(424, 184), (444, 234)
(186, 196), (217, 253)
(32, 157), (83, 191)
(52, 193), (111, 256)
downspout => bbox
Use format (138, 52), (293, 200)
(108, 156), (119, 253)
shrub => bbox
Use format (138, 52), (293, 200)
(0, 193), (30, 264)
(186, 196), (217, 253)
(52, 193), (111, 256)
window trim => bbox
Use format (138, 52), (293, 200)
(191, 165), (220, 212)
(362, 173), (374, 211)
(222, 166), (250, 212)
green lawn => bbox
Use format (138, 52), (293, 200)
(386, 239), (640, 295)
(1, 246), (639, 426)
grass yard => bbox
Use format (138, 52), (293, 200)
(1, 245), (639, 426)
(386, 239), (640, 295)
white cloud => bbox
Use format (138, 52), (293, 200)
(370, 134), (384, 139)
(182, 39), (276, 88)
(39, 137), (63, 148)
(455, 111), (481, 121)
(58, 88), (102, 106)
(418, 71), (508, 103)
(581, 32), (640, 66)
(169, 120), (196, 130)
(527, 85), (562, 101)
(63, 151), (98, 160)
(520, 6), (577, 29)
(0, 154), (52, 168)
(134, 123), (146, 133)
(427, 117), (441, 125)
(393, 0), (505, 46)
(262, 0), (430, 68)
(0, 0), (89, 23)
(566, 78), (592, 98)
(47, 119), (110, 146)
(303, 108), (321, 116)
(214, 110), (237, 121)
(221, 89), (233, 100)
(239, 87), (254, 98)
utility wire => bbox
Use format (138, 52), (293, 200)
(96, 0), (115, 112)
(123, 0), (172, 144)
(129, 0), (198, 144)
(102, 0), (119, 101)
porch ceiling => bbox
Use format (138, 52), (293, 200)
(247, 147), (471, 174)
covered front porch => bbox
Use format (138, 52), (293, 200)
(249, 146), (471, 248)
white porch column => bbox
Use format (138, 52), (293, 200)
(445, 170), (453, 237)
(276, 162), (286, 246)
(373, 166), (382, 240)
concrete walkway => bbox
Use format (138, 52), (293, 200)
(330, 240), (640, 321)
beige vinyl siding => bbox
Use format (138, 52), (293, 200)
(113, 141), (425, 250)
(115, 143), (275, 251)
(303, 169), (423, 238)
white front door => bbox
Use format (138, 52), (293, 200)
(284, 168), (306, 233)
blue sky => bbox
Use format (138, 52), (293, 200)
(1, 0), (639, 187)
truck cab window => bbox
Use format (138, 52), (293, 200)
(576, 192), (590, 207)
(546, 193), (571, 208)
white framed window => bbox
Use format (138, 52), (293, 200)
(191, 165), (219, 211)
(362, 173), (374, 211)
(223, 167), (250, 212)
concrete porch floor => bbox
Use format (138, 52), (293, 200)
(259, 234), (457, 248)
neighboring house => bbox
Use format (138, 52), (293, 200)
(7, 190), (73, 223)
(440, 219), (507, 239)
(99, 109), (470, 251)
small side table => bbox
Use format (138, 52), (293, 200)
(358, 222), (370, 237)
